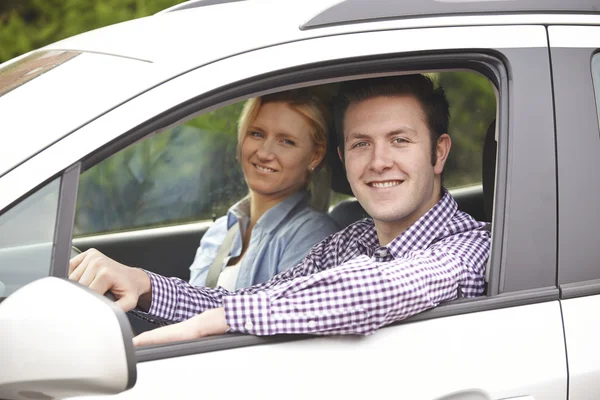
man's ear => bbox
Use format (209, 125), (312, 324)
(434, 134), (451, 175)
(337, 147), (343, 163)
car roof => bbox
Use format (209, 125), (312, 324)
(39, 0), (340, 70)
(1, 0), (599, 178)
(302, 0), (600, 29)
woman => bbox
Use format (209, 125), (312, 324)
(189, 89), (339, 290)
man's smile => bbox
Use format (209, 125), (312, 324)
(367, 180), (403, 188)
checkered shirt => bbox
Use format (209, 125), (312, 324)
(141, 189), (490, 336)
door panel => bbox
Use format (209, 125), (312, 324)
(548, 25), (600, 399)
(72, 221), (212, 281)
(80, 302), (566, 400)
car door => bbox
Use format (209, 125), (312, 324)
(548, 25), (600, 399)
(1, 24), (566, 399)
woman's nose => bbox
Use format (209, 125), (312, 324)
(256, 139), (276, 159)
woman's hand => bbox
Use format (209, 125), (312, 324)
(133, 307), (230, 346)
(69, 248), (152, 312)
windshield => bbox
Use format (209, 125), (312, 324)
(0, 50), (80, 98)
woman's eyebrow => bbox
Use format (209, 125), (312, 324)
(276, 131), (301, 139)
(248, 124), (265, 132)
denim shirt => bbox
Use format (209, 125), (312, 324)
(189, 191), (340, 289)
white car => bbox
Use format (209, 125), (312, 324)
(1, 0), (600, 399)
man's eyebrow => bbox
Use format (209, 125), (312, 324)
(386, 127), (418, 137)
(345, 128), (418, 142)
(345, 132), (371, 142)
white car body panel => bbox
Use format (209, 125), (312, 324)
(561, 295), (600, 399)
(548, 25), (600, 48)
(0, 24), (547, 211)
(0, 52), (168, 177)
(71, 302), (566, 400)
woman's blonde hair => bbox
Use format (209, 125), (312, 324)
(236, 88), (331, 170)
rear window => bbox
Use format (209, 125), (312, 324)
(0, 50), (80, 98)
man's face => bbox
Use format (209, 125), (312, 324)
(342, 95), (449, 234)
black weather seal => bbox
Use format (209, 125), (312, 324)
(560, 279), (600, 299)
(50, 162), (81, 278)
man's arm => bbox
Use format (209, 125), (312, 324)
(223, 228), (490, 336)
(135, 229), (340, 322)
(133, 228), (489, 346)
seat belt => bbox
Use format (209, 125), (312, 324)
(205, 224), (240, 288)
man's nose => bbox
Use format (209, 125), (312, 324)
(368, 144), (393, 172)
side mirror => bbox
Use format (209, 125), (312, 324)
(0, 277), (136, 400)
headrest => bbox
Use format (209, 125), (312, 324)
(327, 123), (353, 195)
(482, 120), (497, 222)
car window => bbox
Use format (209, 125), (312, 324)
(74, 70), (495, 236)
(75, 103), (247, 236)
(0, 177), (61, 297)
(592, 52), (600, 129)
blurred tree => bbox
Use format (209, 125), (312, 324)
(0, 0), (186, 64)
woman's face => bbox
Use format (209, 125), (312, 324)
(241, 101), (324, 202)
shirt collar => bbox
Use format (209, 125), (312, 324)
(226, 191), (310, 232)
(386, 188), (457, 258)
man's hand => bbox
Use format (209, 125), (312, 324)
(133, 307), (230, 347)
(69, 248), (151, 312)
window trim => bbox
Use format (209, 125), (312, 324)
(50, 162), (81, 278)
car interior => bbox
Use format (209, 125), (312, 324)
(71, 121), (496, 282)
(68, 71), (497, 333)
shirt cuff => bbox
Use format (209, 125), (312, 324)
(223, 292), (272, 335)
(143, 270), (178, 321)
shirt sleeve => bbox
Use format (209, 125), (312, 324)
(139, 228), (342, 322)
(222, 228), (490, 336)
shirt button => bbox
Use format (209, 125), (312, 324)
(375, 248), (388, 257)
(308, 320), (317, 329)
(244, 321), (254, 330)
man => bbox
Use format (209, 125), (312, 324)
(69, 74), (490, 346)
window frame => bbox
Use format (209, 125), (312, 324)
(0, 163), (78, 302)
(68, 51), (557, 362)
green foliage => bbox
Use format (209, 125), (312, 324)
(74, 72), (497, 235)
(440, 72), (496, 187)
(0, 0), (186, 64)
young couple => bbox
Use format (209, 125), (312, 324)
(69, 74), (491, 346)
